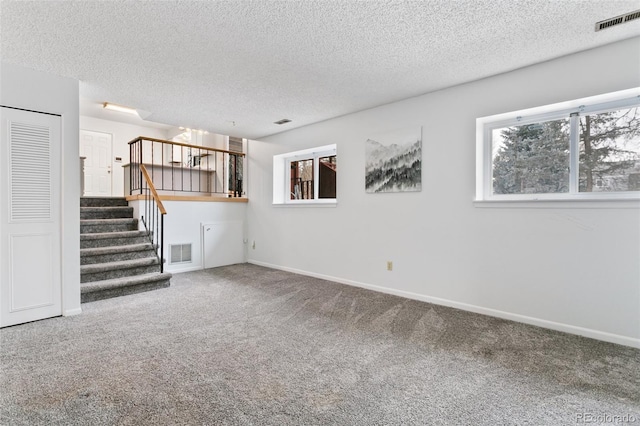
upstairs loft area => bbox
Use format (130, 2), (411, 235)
(123, 136), (247, 203)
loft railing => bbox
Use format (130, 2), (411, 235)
(291, 178), (313, 199)
(128, 136), (244, 197)
(140, 165), (166, 273)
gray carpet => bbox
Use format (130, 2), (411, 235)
(1, 264), (638, 425)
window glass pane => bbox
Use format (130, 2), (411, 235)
(492, 118), (570, 194)
(579, 107), (640, 192)
(291, 159), (314, 199)
(228, 154), (243, 196)
(319, 155), (337, 198)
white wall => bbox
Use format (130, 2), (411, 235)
(202, 132), (228, 150)
(130, 200), (247, 273)
(246, 38), (640, 347)
(0, 61), (81, 317)
(79, 116), (169, 197)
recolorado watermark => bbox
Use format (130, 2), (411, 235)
(576, 413), (638, 423)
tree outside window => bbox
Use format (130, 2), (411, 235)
(491, 106), (640, 196)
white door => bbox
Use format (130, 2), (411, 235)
(0, 107), (62, 327)
(80, 130), (112, 196)
(202, 221), (244, 269)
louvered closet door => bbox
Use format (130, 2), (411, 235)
(0, 107), (62, 327)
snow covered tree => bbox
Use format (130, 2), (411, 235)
(579, 107), (640, 192)
(493, 119), (570, 194)
(492, 106), (640, 194)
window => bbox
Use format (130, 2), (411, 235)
(273, 144), (337, 205)
(228, 153), (243, 196)
(477, 88), (640, 202)
(491, 117), (571, 195)
(290, 158), (314, 199)
(578, 109), (640, 193)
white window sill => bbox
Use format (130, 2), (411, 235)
(273, 200), (337, 208)
(474, 198), (640, 209)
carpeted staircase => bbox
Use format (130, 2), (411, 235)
(80, 197), (171, 303)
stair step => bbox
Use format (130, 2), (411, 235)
(79, 197), (171, 302)
(81, 243), (156, 265)
(80, 197), (128, 207)
(81, 218), (139, 234)
(81, 206), (133, 220)
(81, 272), (172, 303)
(81, 257), (160, 283)
(81, 230), (150, 249)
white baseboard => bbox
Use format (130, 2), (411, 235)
(166, 265), (205, 274)
(248, 259), (640, 349)
(63, 307), (82, 317)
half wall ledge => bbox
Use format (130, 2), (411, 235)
(125, 194), (248, 203)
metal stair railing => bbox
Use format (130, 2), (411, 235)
(140, 164), (167, 272)
(128, 136), (245, 197)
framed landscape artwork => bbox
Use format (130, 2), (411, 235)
(365, 127), (422, 193)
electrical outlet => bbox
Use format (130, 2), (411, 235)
(387, 261), (393, 271)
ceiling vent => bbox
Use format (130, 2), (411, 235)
(595, 9), (640, 31)
(274, 119), (291, 125)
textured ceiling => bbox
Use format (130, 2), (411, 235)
(1, 1), (639, 139)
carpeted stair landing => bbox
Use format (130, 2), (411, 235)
(80, 197), (171, 302)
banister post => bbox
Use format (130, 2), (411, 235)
(129, 142), (132, 195)
(160, 214), (164, 273)
(139, 139), (143, 195)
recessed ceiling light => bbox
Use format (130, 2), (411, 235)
(103, 102), (139, 116)
(274, 119), (292, 125)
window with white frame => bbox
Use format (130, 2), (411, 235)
(476, 88), (640, 201)
(273, 144), (337, 205)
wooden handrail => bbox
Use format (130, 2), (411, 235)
(140, 164), (167, 215)
(127, 136), (245, 157)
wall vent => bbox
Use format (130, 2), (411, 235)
(228, 136), (243, 153)
(170, 243), (192, 264)
(595, 9), (640, 31)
